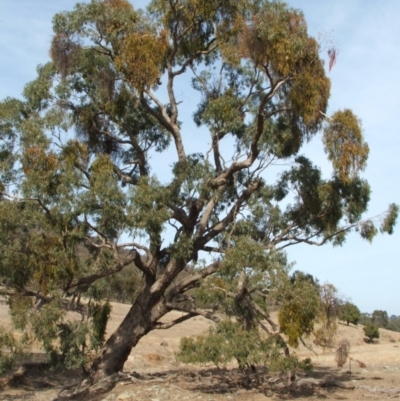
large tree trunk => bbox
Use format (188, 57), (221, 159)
(89, 280), (167, 382)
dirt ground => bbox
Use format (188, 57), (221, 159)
(1, 302), (400, 401)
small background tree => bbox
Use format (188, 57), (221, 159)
(388, 315), (400, 332)
(363, 322), (380, 342)
(313, 283), (342, 348)
(372, 310), (389, 329)
(359, 313), (372, 326)
(340, 302), (361, 326)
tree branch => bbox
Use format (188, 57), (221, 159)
(168, 261), (221, 299)
(140, 94), (186, 162)
(13, 287), (53, 304)
(113, 165), (138, 185)
(64, 263), (124, 292)
(194, 193), (219, 240)
(200, 245), (225, 254)
(250, 299), (278, 332)
(153, 312), (197, 330)
(172, 40), (218, 77)
(84, 236), (112, 250)
(198, 179), (262, 246)
(166, 302), (221, 323)
(210, 78), (289, 188)
(169, 204), (190, 228)
(64, 249), (152, 291)
(1, 192), (52, 220)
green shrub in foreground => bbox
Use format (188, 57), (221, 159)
(0, 326), (23, 373)
(177, 320), (309, 372)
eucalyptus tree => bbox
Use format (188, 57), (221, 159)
(0, 0), (397, 382)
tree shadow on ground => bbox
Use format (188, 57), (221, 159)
(173, 365), (358, 399)
(0, 359), (361, 401)
(0, 354), (82, 399)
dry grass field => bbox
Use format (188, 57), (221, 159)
(1, 302), (400, 400)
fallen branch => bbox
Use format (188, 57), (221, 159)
(54, 374), (119, 401)
(356, 384), (400, 395)
(154, 312), (197, 330)
(295, 377), (355, 389)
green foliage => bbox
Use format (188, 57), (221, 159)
(372, 310), (389, 329)
(359, 313), (372, 326)
(57, 321), (90, 369)
(178, 320), (293, 371)
(363, 322), (380, 342)
(128, 176), (172, 236)
(313, 283), (341, 348)
(360, 220), (378, 243)
(323, 109), (369, 183)
(8, 296), (34, 331)
(178, 319), (315, 373)
(340, 302), (361, 326)
(105, 264), (141, 303)
(298, 357), (314, 372)
(360, 310), (400, 332)
(8, 294), (112, 369)
(388, 315), (400, 332)
(381, 204), (399, 234)
(0, 326), (23, 373)
(277, 277), (342, 349)
(9, 298), (65, 356)
(192, 245), (290, 331)
(278, 272), (321, 347)
(55, 302), (111, 370)
(89, 302), (112, 349)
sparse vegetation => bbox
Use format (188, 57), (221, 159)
(335, 339), (350, 367)
(359, 310), (400, 333)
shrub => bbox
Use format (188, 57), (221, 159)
(363, 322), (380, 342)
(335, 339), (350, 367)
(0, 326), (23, 373)
(178, 320), (299, 372)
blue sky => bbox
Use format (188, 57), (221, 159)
(1, 1), (399, 315)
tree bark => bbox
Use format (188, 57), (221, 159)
(89, 280), (167, 382)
